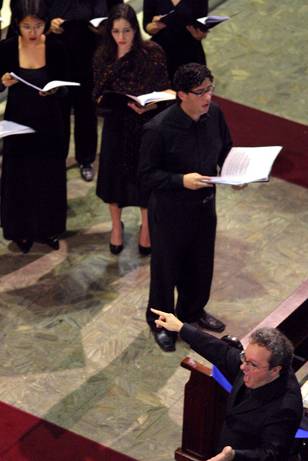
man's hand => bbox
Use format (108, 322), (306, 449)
(208, 446), (235, 461)
(183, 173), (213, 190)
(186, 25), (208, 41)
(127, 101), (158, 115)
(151, 309), (183, 332)
(232, 184), (248, 190)
(50, 17), (65, 34)
(1, 73), (18, 88)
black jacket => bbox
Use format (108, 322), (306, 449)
(180, 323), (303, 461)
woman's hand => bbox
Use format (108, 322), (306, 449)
(186, 25), (208, 41)
(50, 17), (65, 34)
(127, 101), (158, 115)
(1, 73), (18, 88)
(151, 309), (184, 332)
(39, 88), (58, 97)
(146, 16), (167, 35)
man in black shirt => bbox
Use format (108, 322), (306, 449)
(150, 309), (303, 461)
(139, 63), (233, 352)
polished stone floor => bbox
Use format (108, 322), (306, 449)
(0, 1), (308, 460)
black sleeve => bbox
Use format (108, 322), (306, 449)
(0, 39), (11, 92)
(191, 0), (208, 20)
(94, 0), (108, 17)
(218, 108), (233, 169)
(0, 40), (5, 92)
(46, 36), (70, 82)
(106, 0), (123, 12)
(234, 406), (302, 461)
(143, 0), (157, 31)
(173, 0), (208, 25)
(45, 0), (64, 20)
(138, 123), (184, 193)
(180, 323), (241, 384)
(146, 43), (170, 90)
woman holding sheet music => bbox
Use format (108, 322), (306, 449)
(143, 0), (208, 79)
(0, 0), (68, 253)
(93, 3), (169, 255)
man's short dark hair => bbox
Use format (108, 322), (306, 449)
(173, 63), (214, 93)
(249, 327), (294, 373)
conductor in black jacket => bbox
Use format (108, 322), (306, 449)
(151, 308), (304, 461)
(46, 0), (108, 181)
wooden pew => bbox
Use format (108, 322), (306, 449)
(174, 358), (228, 461)
(175, 279), (308, 461)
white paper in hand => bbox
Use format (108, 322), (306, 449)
(0, 120), (35, 138)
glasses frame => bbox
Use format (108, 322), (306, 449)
(240, 351), (270, 371)
(20, 23), (45, 32)
(189, 84), (215, 97)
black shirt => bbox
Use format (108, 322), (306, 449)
(138, 102), (232, 201)
(45, 0), (107, 21)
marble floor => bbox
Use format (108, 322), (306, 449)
(0, 1), (308, 460)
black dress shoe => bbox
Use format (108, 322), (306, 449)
(109, 222), (124, 254)
(80, 165), (94, 182)
(15, 239), (33, 254)
(45, 237), (60, 250)
(109, 243), (123, 255)
(197, 312), (226, 333)
(138, 244), (151, 256)
(153, 329), (176, 352)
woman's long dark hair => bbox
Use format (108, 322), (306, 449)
(96, 3), (143, 64)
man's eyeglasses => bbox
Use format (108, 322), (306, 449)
(189, 84), (215, 96)
(240, 351), (269, 371)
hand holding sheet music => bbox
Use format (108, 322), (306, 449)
(126, 91), (176, 107)
(9, 72), (80, 93)
(202, 146), (283, 185)
(100, 90), (175, 111)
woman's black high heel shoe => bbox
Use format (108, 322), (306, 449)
(109, 242), (124, 255)
(109, 222), (124, 255)
(138, 244), (151, 256)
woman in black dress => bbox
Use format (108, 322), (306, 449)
(93, 3), (169, 255)
(0, 0), (68, 253)
(143, 0), (208, 79)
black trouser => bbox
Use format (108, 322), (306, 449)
(146, 192), (217, 330)
(62, 84), (97, 166)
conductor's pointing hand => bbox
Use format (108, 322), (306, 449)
(151, 309), (184, 332)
